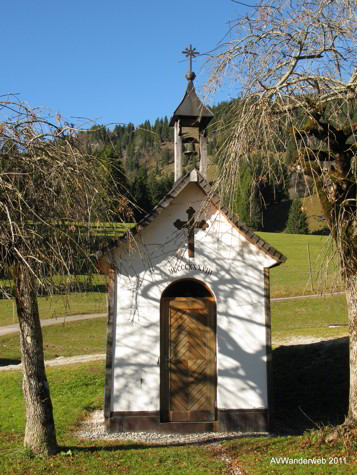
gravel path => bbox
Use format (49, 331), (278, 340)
(0, 313), (106, 336)
(271, 291), (344, 302)
(0, 354), (106, 372)
(76, 409), (263, 447)
(76, 411), (248, 473)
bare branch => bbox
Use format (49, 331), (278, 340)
(205, 0), (357, 423)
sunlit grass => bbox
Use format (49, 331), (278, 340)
(0, 291), (107, 326)
(0, 318), (107, 364)
(272, 294), (348, 343)
(0, 340), (354, 473)
(259, 232), (342, 297)
(0, 362), (225, 474)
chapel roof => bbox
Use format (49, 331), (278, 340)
(169, 81), (214, 130)
(169, 44), (213, 130)
(98, 169), (287, 267)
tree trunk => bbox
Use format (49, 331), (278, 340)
(15, 262), (58, 455)
(346, 273), (357, 424)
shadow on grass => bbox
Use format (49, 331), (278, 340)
(272, 337), (349, 435)
(310, 228), (330, 235)
(59, 444), (162, 453)
(0, 358), (21, 367)
(59, 433), (268, 453)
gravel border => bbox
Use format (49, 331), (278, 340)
(0, 354), (106, 372)
(75, 410), (265, 446)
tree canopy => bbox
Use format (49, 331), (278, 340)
(206, 0), (357, 426)
(0, 97), (131, 454)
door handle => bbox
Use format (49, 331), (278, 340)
(164, 354), (171, 369)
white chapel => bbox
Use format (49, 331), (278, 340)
(98, 46), (286, 433)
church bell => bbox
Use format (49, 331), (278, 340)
(183, 142), (196, 157)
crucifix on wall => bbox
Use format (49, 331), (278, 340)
(173, 207), (208, 258)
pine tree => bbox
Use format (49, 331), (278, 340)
(234, 165), (263, 231)
(162, 148), (171, 167)
(285, 199), (309, 234)
(130, 169), (151, 221)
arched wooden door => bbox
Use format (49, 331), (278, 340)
(160, 292), (216, 423)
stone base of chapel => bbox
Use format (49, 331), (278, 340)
(105, 409), (269, 433)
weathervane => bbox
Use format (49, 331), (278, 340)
(182, 44), (200, 81)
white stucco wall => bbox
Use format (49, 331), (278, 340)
(108, 182), (277, 413)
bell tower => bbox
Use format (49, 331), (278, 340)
(169, 45), (213, 182)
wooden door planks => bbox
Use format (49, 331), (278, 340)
(161, 297), (216, 422)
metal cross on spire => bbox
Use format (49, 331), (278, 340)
(182, 44), (199, 81)
(173, 207), (208, 258)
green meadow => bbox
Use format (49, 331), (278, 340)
(0, 231), (354, 474)
(0, 317), (107, 365)
(272, 294), (348, 343)
(259, 232), (342, 297)
(0, 336), (354, 474)
(0, 291), (107, 326)
(0, 362), (226, 474)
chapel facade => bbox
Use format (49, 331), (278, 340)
(98, 47), (286, 433)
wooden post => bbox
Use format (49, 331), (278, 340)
(104, 268), (116, 418)
(174, 120), (182, 181)
(307, 243), (314, 292)
(264, 268), (274, 432)
(199, 131), (208, 179)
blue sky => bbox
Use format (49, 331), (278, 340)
(2, 0), (247, 128)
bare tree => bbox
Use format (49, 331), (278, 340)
(0, 97), (131, 454)
(206, 0), (357, 427)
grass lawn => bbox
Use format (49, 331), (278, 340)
(0, 291), (107, 326)
(0, 362), (225, 474)
(222, 434), (355, 474)
(272, 294), (348, 343)
(0, 317), (107, 366)
(259, 232), (343, 297)
(0, 340), (355, 473)
(0, 273), (108, 290)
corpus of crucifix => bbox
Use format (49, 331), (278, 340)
(174, 206), (208, 258)
(98, 45), (286, 434)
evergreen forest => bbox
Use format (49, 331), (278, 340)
(74, 95), (356, 233)
(77, 101), (294, 230)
